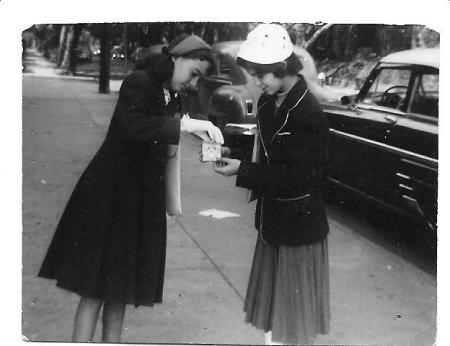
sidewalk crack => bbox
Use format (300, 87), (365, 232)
(173, 217), (244, 302)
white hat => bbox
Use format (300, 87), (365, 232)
(237, 24), (293, 64)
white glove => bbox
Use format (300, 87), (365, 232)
(181, 116), (224, 144)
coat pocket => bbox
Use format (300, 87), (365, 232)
(272, 133), (292, 146)
(274, 193), (313, 215)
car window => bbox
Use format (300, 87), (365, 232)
(211, 53), (246, 85)
(361, 68), (412, 110)
(410, 73), (439, 118)
(216, 54), (233, 77)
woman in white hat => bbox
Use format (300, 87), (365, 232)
(38, 33), (223, 342)
(214, 24), (330, 345)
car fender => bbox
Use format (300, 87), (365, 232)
(207, 85), (259, 124)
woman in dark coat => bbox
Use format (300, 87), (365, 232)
(214, 24), (330, 344)
(38, 34), (223, 343)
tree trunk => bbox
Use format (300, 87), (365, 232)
(60, 24), (82, 74)
(123, 23), (128, 78)
(330, 25), (348, 60)
(343, 25), (357, 60)
(99, 24), (111, 94)
(213, 27), (219, 43)
(60, 25), (74, 72)
(56, 25), (68, 67)
(68, 24), (83, 75)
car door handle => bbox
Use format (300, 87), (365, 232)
(385, 115), (397, 123)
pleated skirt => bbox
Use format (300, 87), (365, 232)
(244, 234), (330, 345)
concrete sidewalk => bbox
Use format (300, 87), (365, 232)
(22, 72), (263, 344)
(22, 50), (437, 345)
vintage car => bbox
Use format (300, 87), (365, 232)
(323, 48), (439, 232)
(181, 41), (438, 232)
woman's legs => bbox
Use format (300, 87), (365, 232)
(72, 296), (104, 342)
(101, 301), (126, 342)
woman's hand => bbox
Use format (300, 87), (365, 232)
(213, 158), (241, 176)
(221, 146), (231, 158)
(181, 117), (224, 144)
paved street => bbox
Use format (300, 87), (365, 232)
(22, 50), (436, 345)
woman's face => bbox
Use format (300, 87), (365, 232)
(170, 57), (210, 92)
(250, 72), (283, 95)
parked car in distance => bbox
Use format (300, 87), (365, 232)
(131, 44), (167, 69)
(322, 48), (439, 232)
(111, 45), (125, 61)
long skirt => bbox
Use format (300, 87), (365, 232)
(244, 234), (330, 344)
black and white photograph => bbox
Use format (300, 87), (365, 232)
(1, 1), (449, 345)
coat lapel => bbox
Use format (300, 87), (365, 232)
(273, 75), (308, 130)
(257, 95), (277, 148)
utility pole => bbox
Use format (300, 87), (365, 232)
(99, 23), (111, 94)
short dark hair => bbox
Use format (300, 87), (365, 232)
(179, 48), (217, 76)
(237, 53), (303, 78)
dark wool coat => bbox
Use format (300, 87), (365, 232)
(38, 70), (181, 307)
(236, 76), (330, 246)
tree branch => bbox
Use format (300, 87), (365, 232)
(305, 23), (333, 49)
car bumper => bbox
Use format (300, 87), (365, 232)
(223, 123), (257, 136)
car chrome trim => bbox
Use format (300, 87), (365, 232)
(401, 158), (438, 172)
(399, 183), (413, 191)
(329, 129), (438, 168)
(401, 195), (425, 216)
(224, 123), (257, 136)
(204, 77), (233, 85)
(357, 104), (406, 116)
(276, 193), (311, 202)
(385, 115), (398, 123)
(327, 177), (424, 222)
(396, 173), (410, 180)
(245, 100), (254, 115)
(397, 171), (435, 190)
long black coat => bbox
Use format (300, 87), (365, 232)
(38, 70), (181, 307)
(236, 76), (329, 246)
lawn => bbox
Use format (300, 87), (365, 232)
(74, 56), (136, 80)
(47, 49), (136, 80)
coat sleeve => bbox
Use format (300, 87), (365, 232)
(236, 105), (329, 195)
(116, 72), (180, 145)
